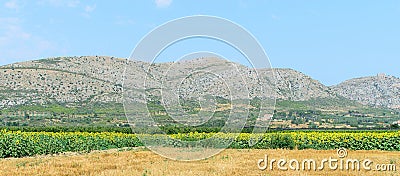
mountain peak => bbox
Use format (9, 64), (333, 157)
(332, 73), (400, 109)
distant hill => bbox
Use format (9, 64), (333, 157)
(0, 56), (398, 110)
(0, 56), (399, 129)
(0, 56), (125, 108)
(331, 73), (400, 109)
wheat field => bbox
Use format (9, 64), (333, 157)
(0, 148), (399, 176)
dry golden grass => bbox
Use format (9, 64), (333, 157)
(0, 148), (399, 176)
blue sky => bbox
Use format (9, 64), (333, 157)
(0, 0), (399, 85)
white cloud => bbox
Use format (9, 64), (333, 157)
(84, 4), (96, 13)
(155, 0), (172, 8)
(36, 0), (94, 19)
(37, 0), (80, 8)
(0, 18), (30, 42)
(66, 0), (79, 7)
(238, 0), (248, 8)
(271, 14), (280, 20)
(115, 16), (135, 26)
(82, 4), (96, 18)
(0, 17), (61, 63)
(4, 0), (20, 10)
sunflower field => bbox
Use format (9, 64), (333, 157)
(1, 130), (399, 158)
(0, 130), (141, 158)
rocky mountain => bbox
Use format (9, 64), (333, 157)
(331, 74), (400, 109)
(0, 56), (126, 108)
(0, 56), (398, 110)
(272, 68), (336, 101)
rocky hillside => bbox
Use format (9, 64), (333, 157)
(0, 56), (126, 108)
(0, 56), (398, 110)
(272, 68), (336, 101)
(331, 74), (400, 109)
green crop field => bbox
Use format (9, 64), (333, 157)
(1, 130), (399, 158)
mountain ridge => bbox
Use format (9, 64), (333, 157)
(0, 56), (399, 110)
